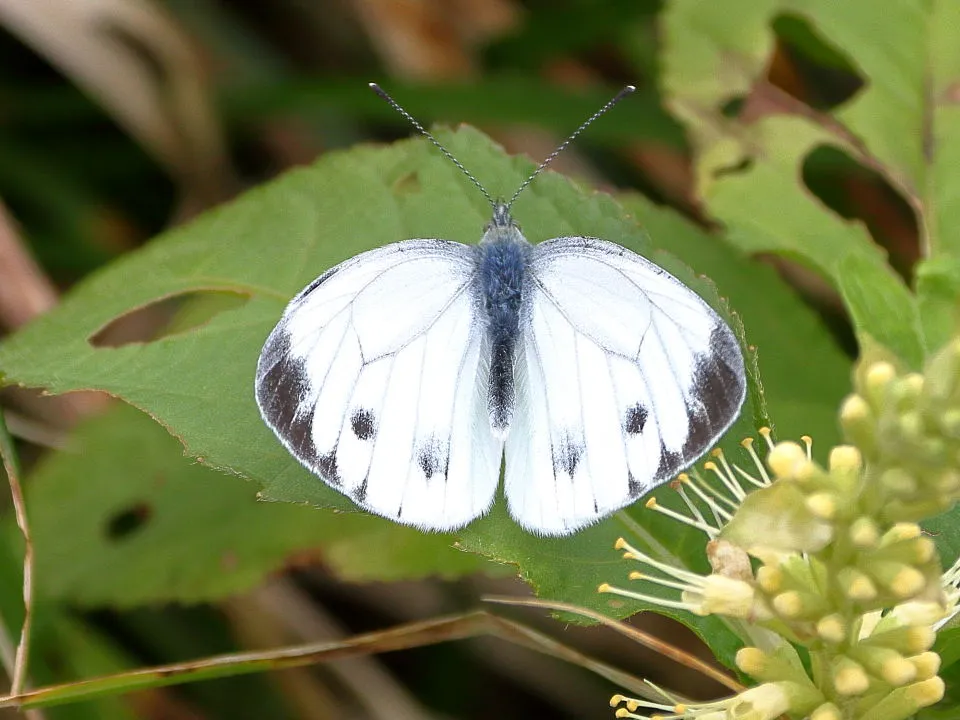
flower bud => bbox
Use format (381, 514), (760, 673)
(909, 652), (941, 680)
(732, 681), (822, 720)
(828, 445), (862, 473)
(857, 677), (945, 720)
(896, 374), (925, 407)
(756, 565), (782, 594)
(805, 492), (837, 520)
(772, 590), (825, 620)
(880, 523), (922, 545)
(841, 395), (876, 452)
(810, 702), (841, 720)
(865, 625), (936, 655)
(851, 646), (916, 686)
(768, 442), (813, 479)
(832, 656), (869, 696)
(681, 575), (763, 619)
(838, 567), (877, 602)
(882, 656), (918, 686)
(735, 647), (769, 677)
(869, 561), (927, 599)
(887, 601), (948, 628)
(913, 537), (936, 564)
(849, 517), (880, 548)
(816, 614), (847, 644)
(875, 536), (936, 565)
(865, 362), (897, 403)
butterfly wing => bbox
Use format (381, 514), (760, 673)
(505, 236), (745, 535)
(255, 239), (503, 531)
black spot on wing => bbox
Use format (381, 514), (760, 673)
(554, 432), (584, 476)
(350, 408), (376, 441)
(255, 330), (317, 464)
(417, 436), (449, 479)
(624, 404), (648, 435)
(316, 449), (341, 487)
(353, 478), (368, 504)
(681, 324), (746, 459)
(655, 444), (684, 482)
(627, 471), (646, 496)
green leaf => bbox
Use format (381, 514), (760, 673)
(26, 403), (502, 607)
(916, 255), (960, 353)
(0, 128), (767, 662)
(660, 0), (960, 366)
(935, 626), (960, 671)
(923, 505), (960, 570)
(837, 253), (925, 368)
(0, 122), (857, 669)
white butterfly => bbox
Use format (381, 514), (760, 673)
(255, 84), (746, 536)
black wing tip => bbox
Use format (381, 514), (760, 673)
(652, 324), (747, 481)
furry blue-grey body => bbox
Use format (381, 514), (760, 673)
(475, 203), (531, 435)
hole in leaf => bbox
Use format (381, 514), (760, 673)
(771, 13), (865, 111)
(106, 502), (152, 541)
(89, 290), (249, 348)
(802, 144), (918, 280)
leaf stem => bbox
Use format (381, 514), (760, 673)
(0, 610), (649, 710)
(0, 409), (33, 696)
(484, 594), (742, 692)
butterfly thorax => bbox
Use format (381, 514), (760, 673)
(476, 203), (530, 437)
(478, 205), (529, 340)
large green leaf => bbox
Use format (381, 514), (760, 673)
(26, 403), (499, 607)
(661, 0), (960, 367)
(0, 126), (845, 666)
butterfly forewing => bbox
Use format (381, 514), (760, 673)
(504, 236), (745, 535)
(255, 239), (504, 531)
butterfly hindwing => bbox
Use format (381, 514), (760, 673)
(505, 236), (746, 535)
(255, 240), (503, 531)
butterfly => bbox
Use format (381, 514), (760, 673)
(254, 83), (746, 536)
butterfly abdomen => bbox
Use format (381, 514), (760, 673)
(477, 238), (529, 438)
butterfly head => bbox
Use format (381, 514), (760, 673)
(481, 202), (526, 246)
(491, 202), (513, 228)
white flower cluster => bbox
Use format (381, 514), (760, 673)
(601, 340), (960, 720)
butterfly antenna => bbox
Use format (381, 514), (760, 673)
(506, 85), (636, 210)
(369, 82), (496, 208)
